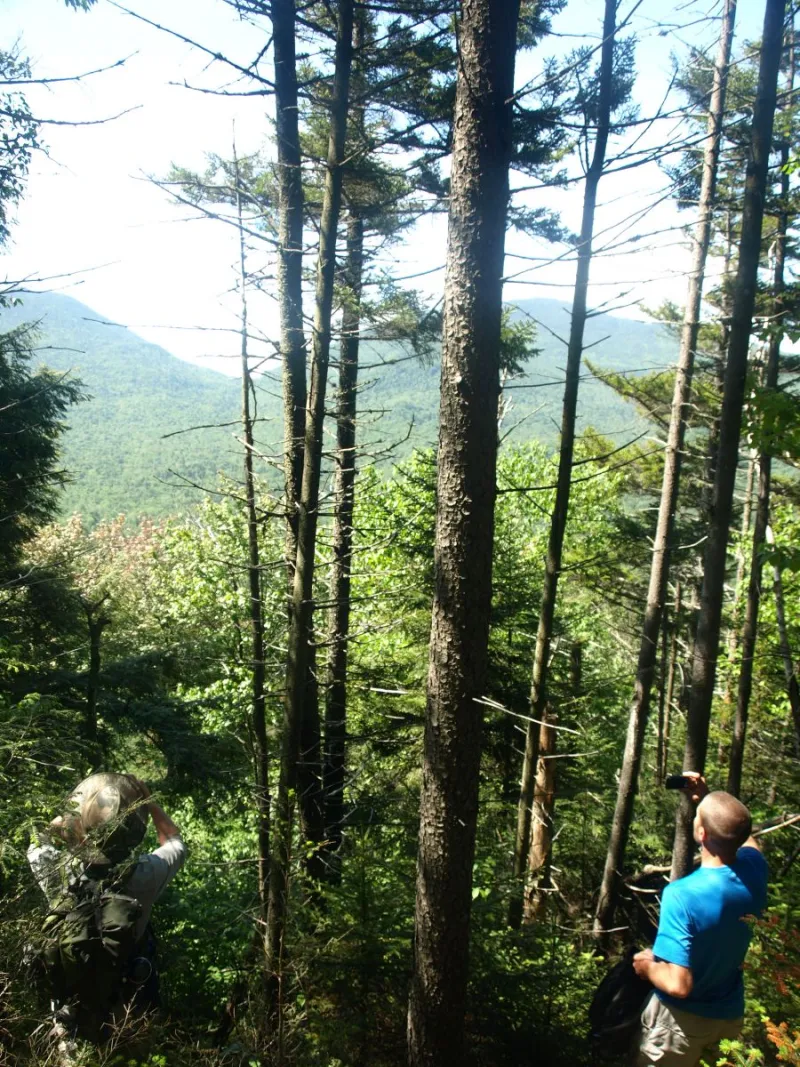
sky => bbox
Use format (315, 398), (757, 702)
(1, 0), (770, 375)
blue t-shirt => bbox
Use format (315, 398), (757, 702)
(653, 847), (768, 1019)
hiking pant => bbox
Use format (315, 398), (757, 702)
(633, 991), (743, 1066)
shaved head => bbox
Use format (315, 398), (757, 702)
(696, 792), (752, 858)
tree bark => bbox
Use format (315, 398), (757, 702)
(727, 448), (772, 798)
(727, 88), (792, 796)
(267, 0), (355, 1020)
(511, 0), (616, 931)
(720, 445), (757, 769)
(672, 0), (786, 880)
(656, 606), (669, 783)
(271, 0), (327, 888)
(724, 449), (757, 700)
(701, 205), (736, 536)
(406, 2), (520, 1063)
(522, 704), (556, 924)
(271, 0), (306, 570)
(234, 156), (271, 914)
(522, 641), (580, 922)
(323, 213), (363, 880)
(593, 0), (737, 934)
(298, 640), (326, 879)
(661, 583), (682, 783)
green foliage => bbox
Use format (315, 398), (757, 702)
(743, 380), (800, 462)
(1, 291), (677, 525)
(0, 320), (85, 589)
(1, 292), (244, 524)
(3, 7), (799, 1065)
(1, 421), (798, 1065)
(500, 310), (539, 377)
(0, 47), (40, 249)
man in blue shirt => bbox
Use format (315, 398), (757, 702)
(631, 773), (768, 1066)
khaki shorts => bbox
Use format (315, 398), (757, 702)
(633, 991), (743, 1066)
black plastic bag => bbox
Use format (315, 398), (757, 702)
(588, 947), (652, 1055)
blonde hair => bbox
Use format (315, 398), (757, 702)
(698, 792), (752, 857)
(67, 772), (148, 864)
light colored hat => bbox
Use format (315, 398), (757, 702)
(68, 772), (148, 865)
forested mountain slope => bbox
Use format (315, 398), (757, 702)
(2, 292), (243, 523)
(2, 291), (675, 521)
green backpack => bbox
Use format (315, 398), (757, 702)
(40, 864), (142, 1041)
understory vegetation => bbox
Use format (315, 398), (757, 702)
(2, 442), (799, 1065)
(2, 1), (800, 1065)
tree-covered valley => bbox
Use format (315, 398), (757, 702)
(3, 290), (671, 521)
(2, 2), (799, 1067)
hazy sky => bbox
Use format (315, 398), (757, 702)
(2, 0), (768, 374)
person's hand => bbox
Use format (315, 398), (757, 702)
(633, 948), (654, 978)
(680, 771), (708, 804)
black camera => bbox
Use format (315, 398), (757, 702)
(664, 774), (690, 790)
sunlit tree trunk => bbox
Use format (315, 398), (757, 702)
(523, 704), (556, 923)
(672, 0), (786, 879)
(232, 154), (272, 919)
(267, 0), (355, 1023)
(271, 0), (306, 568)
(407, 2), (520, 1062)
(323, 212), (364, 880)
(724, 451), (757, 696)
(660, 582), (682, 783)
(656, 608), (669, 782)
(270, 0), (328, 885)
(593, 0), (736, 936)
(511, 0), (616, 931)
(727, 75), (792, 796)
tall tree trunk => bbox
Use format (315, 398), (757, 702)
(271, 0), (306, 569)
(701, 215), (734, 533)
(510, 0), (616, 931)
(298, 642), (326, 879)
(671, 0), (786, 880)
(720, 445), (757, 770)
(727, 454), (772, 798)
(724, 449), (757, 697)
(267, 0), (355, 1021)
(661, 582), (682, 783)
(766, 525), (800, 755)
(406, 2), (520, 1063)
(271, 0), (327, 884)
(523, 704), (556, 923)
(593, 0), (736, 936)
(523, 641), (580, 922)
(727, 75), (792, 796)
(323, 212), (364, 880)
(234, 157), (271, 916)
(656, 606), (669, 783)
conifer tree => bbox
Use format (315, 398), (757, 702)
(267, 0), (355, 1020)
(512, 0), (624, 928)
(594, 0), (736, 936)
(407, 2), (520, 1061)
(672, 0), (787, 879)
(728, 26), (795, 796)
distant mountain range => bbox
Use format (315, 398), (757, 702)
(2, 291), (677, 522)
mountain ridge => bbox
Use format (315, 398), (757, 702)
(1, 291), (676, 522)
